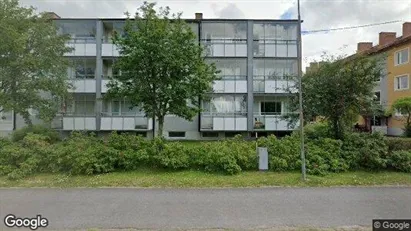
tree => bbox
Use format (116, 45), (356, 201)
(107, 2), (219, 137)
(287, 53), (382, 140)
(0, 0), (72, 125)
(391, 97), (411, 137)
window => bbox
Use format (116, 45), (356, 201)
(102, 100), (143, 116)
(208, 59), (247, 80)
(253, 59), (297, 80)
(201, 22), (247, 57)
(395, 48), (409, 66)
(225, 132), (242, 138)
(394, 75), (409, 90)
(202, 132), (219, 138)
(168, 132), (186, 138)
(72, 59), (96, 79)
(374, 92), (381, 104)
(261, 102), (282, 115)
(57, 20), (96, 43)
(66, 94), (95, 116)
(202, 95), (247, 115)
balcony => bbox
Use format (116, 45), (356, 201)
(68, 78), (96, 93)
(200, 113), (247, 131)
(213, 78), (247, 93)
(100, 113), (153, 131)
(253, 113), (298, 131)
(64, 38), (97, 57)
(0, 110), (13, 131)
(102, 44), (120, 57)
(62, 115), (96, 130)
(253, 79), (297, 94)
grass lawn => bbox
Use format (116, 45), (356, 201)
(1, 169), (410, 188)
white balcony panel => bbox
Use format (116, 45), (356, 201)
(236, 44), (247, 56)
(100, 117), (152, 130)
(0, 110), (13, 131)
(224, 117), (235, 130)
(63, 117), (96, 130)
(236, 81), (247, 93)
(235, 117), (247, 131)
(101, 80), (109, 93)
(100, 118), (111, 130)
(123, 118), (135, 130)
(213, 81), (224, 93)
(84, 118), (96, 130)
(265, 117), (277, 130)
(102, 44), (120, 57)
(277, 118), (289, 130)
(112, 118), (123, 130)
(65, 44), (96, 57)
(225, 81), (235, 93)
(213, 117), (224, 130)
(265, 80), (296, 93)
(69, 79), (96, 93)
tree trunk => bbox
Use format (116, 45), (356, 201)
(157, 116), (164, 138)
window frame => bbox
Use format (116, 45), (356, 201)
(260, 101), (282, 115)
(394, 74), (409, 91)
(168, 131), (186, 138)
(394, 47), (409, 66)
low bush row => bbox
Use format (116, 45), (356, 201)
(1, 125), (411, 180)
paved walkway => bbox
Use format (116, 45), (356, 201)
(1, 187), (410, 230)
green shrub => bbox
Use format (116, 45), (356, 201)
(226, 135), (257, 170)
(304, 122), (331, 140)
(54, 132), (119, 175)
(306, 138), (348, 176)
(258, 134), (300, 171)
(341, 132), (388, 170)
(388, 151), (411, 173)
(191, 142), (241, 175)
(385, 137), (411, 153)
(106, 132), (152, 169)
(155, 142), (190, 170)
(11, 125), (60, 143)
(0, 133), (53, 180)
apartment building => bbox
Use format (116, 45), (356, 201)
(356, 22), (411, 136)
(0, 13), (301, 139)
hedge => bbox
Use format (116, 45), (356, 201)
(1, 126), (411, 180)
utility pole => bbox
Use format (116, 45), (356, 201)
(297, 0), (306, 181)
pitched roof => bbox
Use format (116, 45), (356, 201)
(361, 34), (411, 55)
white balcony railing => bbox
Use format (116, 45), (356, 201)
(100, 115), (153, 131)
(68, 79), (96, 93)
(254, 113), (298, 131)
(201, 113), (247, 131)
(63, 116), (96, 130)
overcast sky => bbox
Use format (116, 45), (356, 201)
(19, 0), (411, 69)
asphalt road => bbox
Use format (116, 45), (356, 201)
(0, 187), (410, 230)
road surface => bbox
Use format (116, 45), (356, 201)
(0, 187), (410, 230)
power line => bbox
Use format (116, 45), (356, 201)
(302, 19), (404, 34)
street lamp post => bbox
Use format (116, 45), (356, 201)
(297, 0), (306, 181)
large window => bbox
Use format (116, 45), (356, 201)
(202, 95), (247, 116)
(102, 100), (144, 116)
(70, 59), (96, 79)
(394, 48), (409, 66)
(253, 59), (297, 80)
(394, 74), (409, 91)
(102, 21), (125, 43)
(253, 23), (297, 57)
(66, 94), (95, 116)
(57, 20), (96, 43)
(201, 22), (247, 57)
(208, 59), (247, 80)
(260, 102), (282, 115)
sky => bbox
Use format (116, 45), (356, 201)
(19, 0), (411, 70)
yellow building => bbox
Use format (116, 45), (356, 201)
(356, 22), (411, 136)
